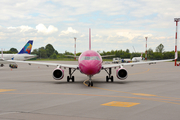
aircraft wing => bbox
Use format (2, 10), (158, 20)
(65, 55), (79, 59)
(102, 59), (174, 69)
(0, 59), (15, 64)
(7, 60), (79, 69)
(101, 55), (115, 58)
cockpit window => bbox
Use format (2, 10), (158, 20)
(80, 56), (100, 61)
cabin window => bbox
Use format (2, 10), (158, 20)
(80, 56), (100, 61)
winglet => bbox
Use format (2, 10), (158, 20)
(18, 40), (33, 54)
(89, 28), (91, 50)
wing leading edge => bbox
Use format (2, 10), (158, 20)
(102, 59), (174, 69)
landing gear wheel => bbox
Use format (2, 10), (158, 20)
(111, 76), (114, 82)
(67, 76), (75, 82)
(106, 76), (109, 82)
(105, 68), (113, 83)
(106, 76), (114, 82)
(72, 76), (74, 82)
(88, 81), (93, 87)
(67, 68), (76, 83)
(67, 76), (70, 82)
(91, 81), (93, 86)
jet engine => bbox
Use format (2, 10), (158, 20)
(52, 68), (64, 80)
(116, 68), (128, 80)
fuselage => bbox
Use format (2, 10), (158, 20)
(0, 54), (37, 61)
(78, 50), (102, 76)
(132, 57), (142, 62)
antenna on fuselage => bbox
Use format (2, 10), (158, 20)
(89, 28), (91, 50)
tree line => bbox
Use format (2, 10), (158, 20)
(2, 43), (180, 61)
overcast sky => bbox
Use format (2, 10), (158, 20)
(0, 0), (180, 53)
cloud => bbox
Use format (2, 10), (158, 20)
(7, 25), (33, 32)
(59, 27), (79, 36)
(0, 0), (180, 53)
(36, 23), (58, 34)
(44, 37), (57, 44)
(19, 26), (33, 32)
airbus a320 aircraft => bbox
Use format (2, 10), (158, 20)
(8, 29), (175, 87)
(0, 40), (37, 68)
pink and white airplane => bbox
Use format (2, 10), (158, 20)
(132, 53), (144, 62)
(8, 29), (176, 87)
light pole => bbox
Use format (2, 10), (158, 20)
(145, 37), (148, 60)
(74, 37), (76, 61)
(174, 18), (180, 66)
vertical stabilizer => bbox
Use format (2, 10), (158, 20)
(89, 28), (91, 50)
(18, 40), (33, 54)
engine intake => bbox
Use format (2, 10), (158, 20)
(53, 68), (64, 80)
(116, 68), (128, 80)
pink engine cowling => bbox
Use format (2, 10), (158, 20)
(116, 68), (128, 80)
(52, 68), (64, 80)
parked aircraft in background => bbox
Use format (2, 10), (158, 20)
(132, 53), (144, 62)
(7, 29), (175, 87)
(0, 40), (37, 68)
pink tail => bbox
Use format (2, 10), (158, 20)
(89, 28), (91, 50)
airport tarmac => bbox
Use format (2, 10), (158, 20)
(0, 61), (180, 120)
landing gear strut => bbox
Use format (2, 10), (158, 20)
(67, 68), (76, 82)
(88, 75), (93, 87)
(105, 68), (114, 82)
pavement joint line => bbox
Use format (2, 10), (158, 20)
(1, 92), (180, 105)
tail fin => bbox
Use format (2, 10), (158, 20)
(18, 40), (33, 54)
(89, 28), (91, 50)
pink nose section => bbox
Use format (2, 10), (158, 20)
(84, 61), (101, 75)
(86, 64), (96, 75)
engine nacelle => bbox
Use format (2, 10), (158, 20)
(116, 68), (128, 80)
(52, 68), (64, 80)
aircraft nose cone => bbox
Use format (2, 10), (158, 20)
(86, 64), (95, 75)
(79, 60), (101, 75)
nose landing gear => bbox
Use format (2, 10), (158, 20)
(88, 75), (93, 87)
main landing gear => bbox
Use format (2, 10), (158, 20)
(88, 75), (93, 87)
(67, 68), (76, 82)
(105, 68), (114, 82)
